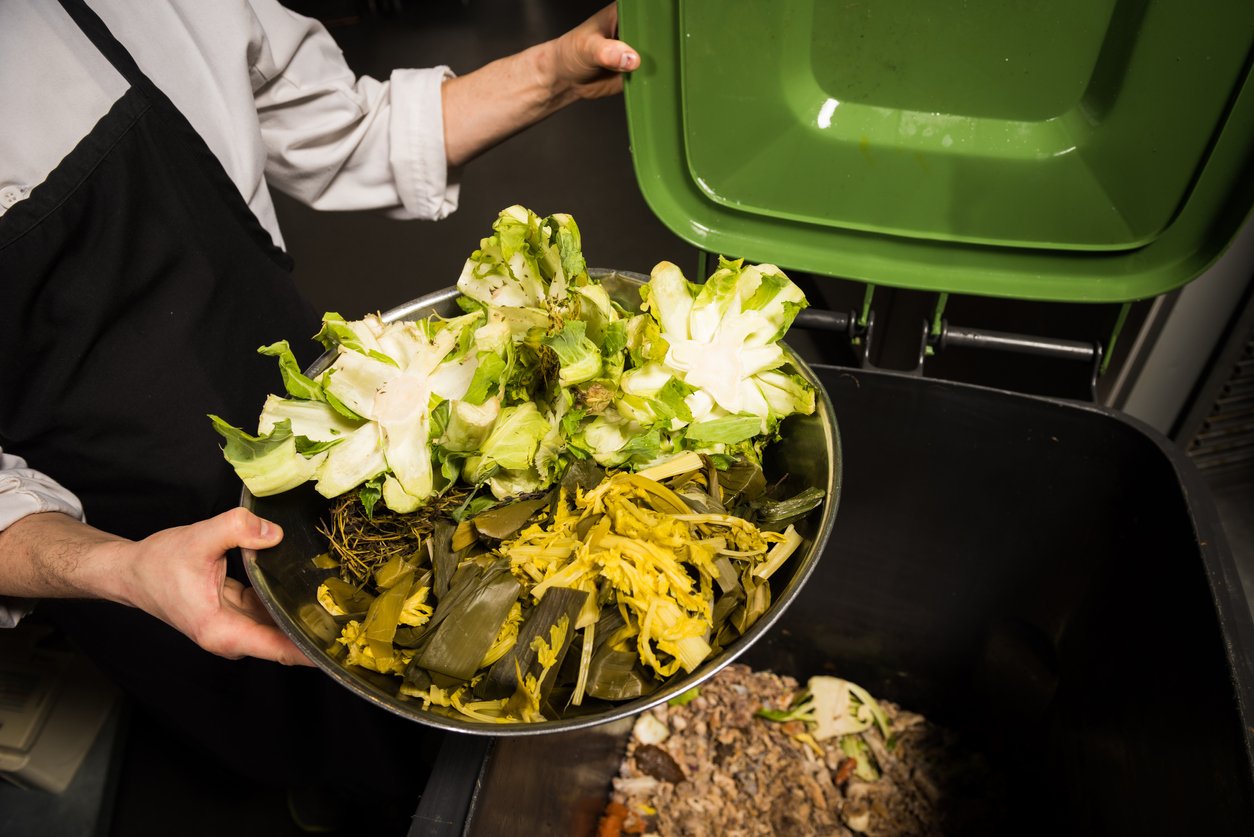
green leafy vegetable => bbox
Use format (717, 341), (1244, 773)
(544, 320), (602, 387)
(212, 207), (817, 514)
(668, 687), (701, 707)
(208, 417), (326, 497)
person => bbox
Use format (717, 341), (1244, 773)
(0, 0), (637, 825)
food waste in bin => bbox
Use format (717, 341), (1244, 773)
(209, 206), (835, 724)
(600, 664), (1001, 836)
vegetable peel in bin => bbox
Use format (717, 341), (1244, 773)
(227, 206), (841, 730)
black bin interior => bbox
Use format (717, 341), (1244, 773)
(414, 365), (1254, 837)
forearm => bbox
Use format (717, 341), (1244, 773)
(441, 43), (569, 169)
(0, 511), (132, 604)
(440, 4), (637, 168)
(0, 508), (307, 665)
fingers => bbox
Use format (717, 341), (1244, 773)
(198, 614), (315, 667)
(587, 4), (638, 72)
(238, 595), (314, 666)
(207, 580), (314, 666)
(560, 3), (639, 90)
(590, 2), (619, 37)
(221, 575), (271, 622)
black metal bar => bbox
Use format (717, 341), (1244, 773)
(939, 324), (1098, 362)
(792, 308), (853, 332)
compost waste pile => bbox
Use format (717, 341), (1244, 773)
(601, 664), (1000, 836)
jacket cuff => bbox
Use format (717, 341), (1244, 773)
(0, 467), (83, 629)
(0, 469), (85, 532)
(389, 66), (461, 220)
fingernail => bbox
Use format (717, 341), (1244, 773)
(258, 520), (273, 539)
(620, 51), (637, 70)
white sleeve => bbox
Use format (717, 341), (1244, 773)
(0, 449), (86, 628)
(245, 0), (460, 219)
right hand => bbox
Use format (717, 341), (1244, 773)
(116, 507), (313, 666)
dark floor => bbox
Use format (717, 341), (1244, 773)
(5, 2), (1253, 836)
(108, 709), (313, 837)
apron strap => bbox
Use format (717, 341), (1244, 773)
(48, 0), (294, 271)
(55, 0), (164, 98)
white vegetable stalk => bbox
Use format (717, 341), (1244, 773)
(213, 205), (817, 513)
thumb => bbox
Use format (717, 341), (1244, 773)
(596, 39), (639, 72)
(205, 507), (284, 552)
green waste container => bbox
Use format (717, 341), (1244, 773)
(620, 0), (1254, 303)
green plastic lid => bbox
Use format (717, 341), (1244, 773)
(619, 0), (1254, 302)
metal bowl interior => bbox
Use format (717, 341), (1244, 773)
(241, 269), (842, 736)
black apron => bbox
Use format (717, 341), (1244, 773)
(0, 0), (441, 795)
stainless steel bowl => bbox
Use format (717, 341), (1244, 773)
(241, 269), (841, 735)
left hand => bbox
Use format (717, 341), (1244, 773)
(441, 3), (640, 166)
(549, 4), (640, 101)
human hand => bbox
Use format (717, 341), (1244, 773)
(442, 3), (640, 165)
(117, 508), (313, 666)
(548, 4), (640, 101)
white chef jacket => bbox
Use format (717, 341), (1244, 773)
(0, 0), (460, 626)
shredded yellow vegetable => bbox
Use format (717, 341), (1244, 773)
(500, 472), (789, 680)
(322, 463), (814, 725)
